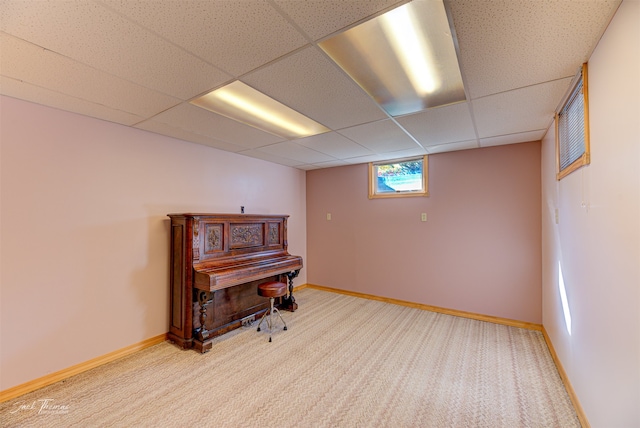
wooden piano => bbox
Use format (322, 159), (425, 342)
(167, 213), (303, 352)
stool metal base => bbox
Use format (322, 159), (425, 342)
(256, 296), (287, 342)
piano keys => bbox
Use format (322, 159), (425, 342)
(167, 213), (303, 353)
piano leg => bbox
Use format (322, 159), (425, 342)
(281, 270), (300, 312)
(196, 291), (212, 351)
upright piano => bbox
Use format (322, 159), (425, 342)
(168, 213), (303, 352)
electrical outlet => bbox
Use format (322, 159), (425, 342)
(421, 213), (427, 222)
(327, 213), (332, 221)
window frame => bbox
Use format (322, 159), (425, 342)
(555, 63), (590, 180)
(368, 155), (429, 199)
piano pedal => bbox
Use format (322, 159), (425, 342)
(241, 315), (255, 328)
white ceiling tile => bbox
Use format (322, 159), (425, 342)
(0, 33), (180, 118)
(338, 119), (420, 153)
(396, 102), (477, 146)
(342, 153), (393, 165)
(382, 147), (428, 159)
(134, 121), (247, 153)
(305, 160), (350, 169)
(480, 130), (546, 148)
(147, 103), (284, 149)
(0, 76), (144, 126)
(100, 0), (307, 77)
(257, 141), (336, 164)
(294, 132), (373, 159)
(295, 164), (323, 171)
(449, 0), (621, 98)
(472, 78), (572, 138)
(0, 0), (229, 99)
(243, 46), (387, 130)
(238, 149), (305, 167)
(427, 140), (479, 154)
(275, 0), (407, 40)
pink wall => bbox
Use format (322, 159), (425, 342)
(0, 96), (307, 391)
(307, 142), (542, 323)
(541, 1), (639, 426)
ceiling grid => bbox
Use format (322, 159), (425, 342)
(0, 0), (621, 169)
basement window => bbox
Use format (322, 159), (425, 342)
(368, 155), (428, 199)
(556, 63), (590, 180)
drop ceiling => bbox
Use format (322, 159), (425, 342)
(0, 0), (621, 170)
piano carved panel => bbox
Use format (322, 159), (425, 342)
(205, 224), (223, 253)
(230, 223), (263, 248)
(167, 213), (303, 353)
(192, 218), (200, 260)
(269, 222), (280, 245)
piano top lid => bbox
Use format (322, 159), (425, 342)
(168, 213), (290, 218)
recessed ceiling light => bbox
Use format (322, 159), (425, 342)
(319, 0), (465, 117)
(191, 81), (330, 139)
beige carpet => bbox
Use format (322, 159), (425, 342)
(1, 288), (580, 427)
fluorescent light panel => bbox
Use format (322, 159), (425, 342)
(191, 81), (329, 139)
(319, 0), (465, 117)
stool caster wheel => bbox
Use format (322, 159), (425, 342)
(269, 337), (272, 343)
(257, 327), (261, 332)
(284, 326), (288, 331)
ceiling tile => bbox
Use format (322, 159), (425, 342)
(238, 149), (306, 167)
(243, 46), (387, 130)
(147, 103), (284, 149)
(0, 76), (145, 126)
(338, 119), (420, 153)
(396, 101), (477, 146)
(480, 130), (546, 148)
(427, 140), (479, 154)
(449, 0), (621, 98)
(295, 164), (323, 171)
(100, 0), (307, 77)
(342, 153), (394, 165)
(0, 33), (180, 118)
(294, 132), (373, 159)
(382, 147), (428, 159)
(0, 0), (229, 99)
(472, 78), (572, 138)
(257, 141), (336, 164)
(134, 121), (247, 153)
(274, 0), (407, 40)
(304, 160), (350, 169)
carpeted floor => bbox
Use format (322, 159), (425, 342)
(1, 288), (580, 427)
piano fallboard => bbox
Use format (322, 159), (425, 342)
(194, 254), (303, 291)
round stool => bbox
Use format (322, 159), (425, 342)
(256, 281), (288, 342)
